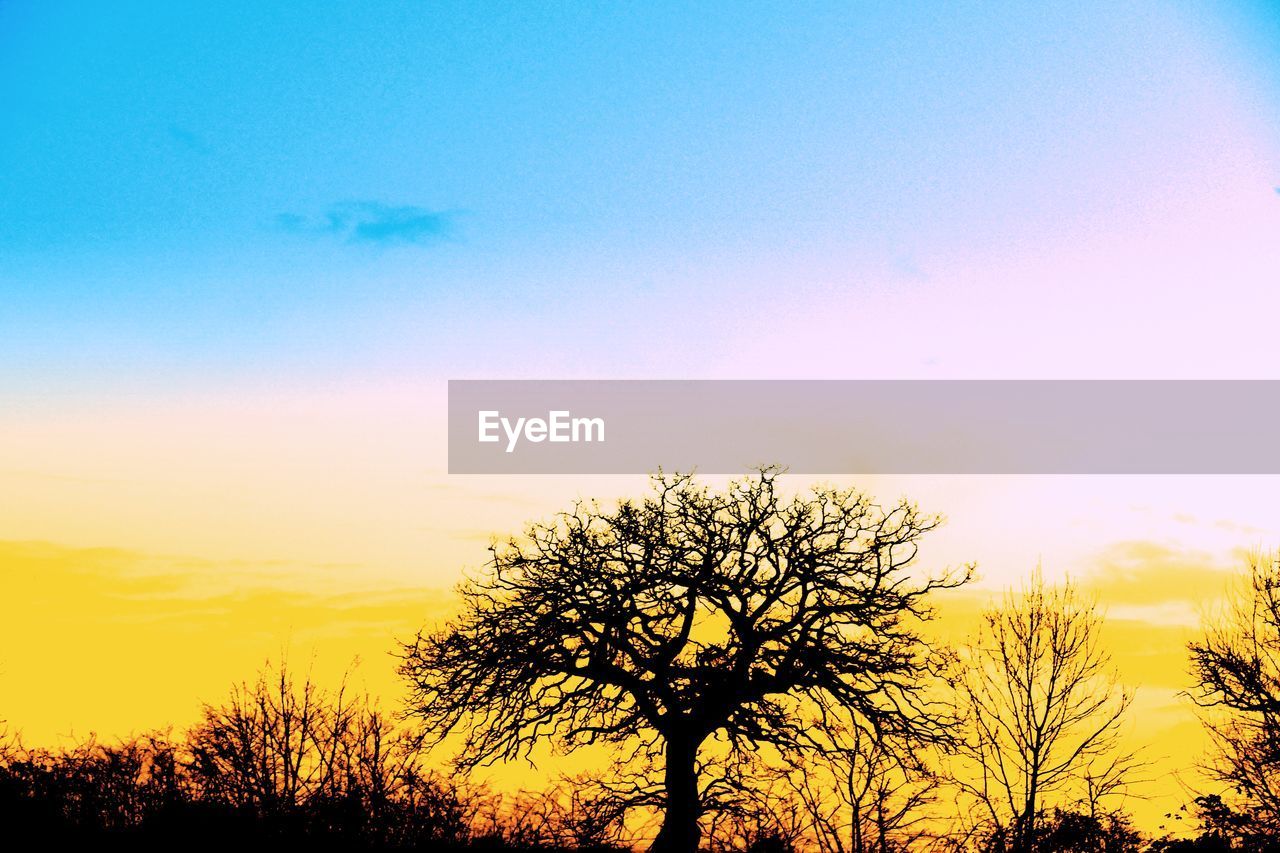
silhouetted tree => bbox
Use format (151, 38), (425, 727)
(704, 781), (808, 853)
(783, 719), (941, 853)
(953, 571), (1136, 853)
(475, 782), (632, 851)
(186, 659), (469, 847)
(0, 664), (636, 850)
(1189, 552), (1280, 847)
(400, 469), (972, 852)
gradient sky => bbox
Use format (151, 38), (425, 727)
(4, 1), (1278, 388)
(3, 1), (1280, 837)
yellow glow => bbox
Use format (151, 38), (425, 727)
(1, 398), (1272, 839)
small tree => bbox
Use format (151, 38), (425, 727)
(186, 659), (459, 845)
(1189, 552), (1280, 846)
(782, 719), (941, 853)
(186, 661), (359, 814)
(400, 469), (972, 851)
(954, 571), (1136, 853)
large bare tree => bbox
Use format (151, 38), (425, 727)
(399, 469), (972, 852)
(954, 571), (1136, 853)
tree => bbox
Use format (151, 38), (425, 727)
(782, 720), (941, 853)
(186, 661), (364, 815)
(953, 571), (1136, 853)
(1188, 551), (1280, 848)
(464, 781), (631, 850)
(400, 469), (972, 852)
(186, 659), (462, 846)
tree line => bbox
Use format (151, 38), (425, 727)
(4, 470), (1280, 851)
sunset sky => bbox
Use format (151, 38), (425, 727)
(2, 1), (1280, 836)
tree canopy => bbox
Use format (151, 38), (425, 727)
(400, 469), (972, 851)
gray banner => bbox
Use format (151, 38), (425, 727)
(447, 380), (1280, 474)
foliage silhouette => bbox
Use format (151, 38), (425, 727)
(0, 662), (624, 851)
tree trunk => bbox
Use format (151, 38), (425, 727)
(1012, 802), (1035, 853)
(1014, 777), (1038, 853)
(651, 735), (701, 853)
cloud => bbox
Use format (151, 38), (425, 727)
(0, 539), (456, 744)
(277, 201), (455, 247)
(167, 124), (211, 154)
(1081, 540), (1238, 609)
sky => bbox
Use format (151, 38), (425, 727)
(2, 0), (1280, 837)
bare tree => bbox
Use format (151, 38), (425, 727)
(186, 660), (358, 812)
(1189, 551), (1280, 841)
(400, 469), (973, 852)
(784, 720), (941, 853)
(704, 778), (810, 853)
(477, 780), (632, 850)
(185, 658), (463, 845)
(953, 570), (1136, 853)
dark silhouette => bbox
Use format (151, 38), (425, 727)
(0, 662), (622, 851)
(184, 662), (470, 847)
(781, 719), (942, 853)
(399, 470), (972, 852)
(1031, 808), (1142, 852)
(1188, 552), (1280, 849)
(1147, 795), (1280, 852)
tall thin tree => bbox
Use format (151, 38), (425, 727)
(1189, 551), (1280, 845)
(954, 570), (1136, 853)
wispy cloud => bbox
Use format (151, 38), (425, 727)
(167, 124), (211, 155)
(1082, 540), (1236, 609)
(277, 201), (456, 247)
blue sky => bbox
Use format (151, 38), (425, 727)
(2, 2), (1278, 391)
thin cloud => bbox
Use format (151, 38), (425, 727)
(277, 201), (456, 246)
(167, 124), (211, 154)
(1082, 540), (1236, 610)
